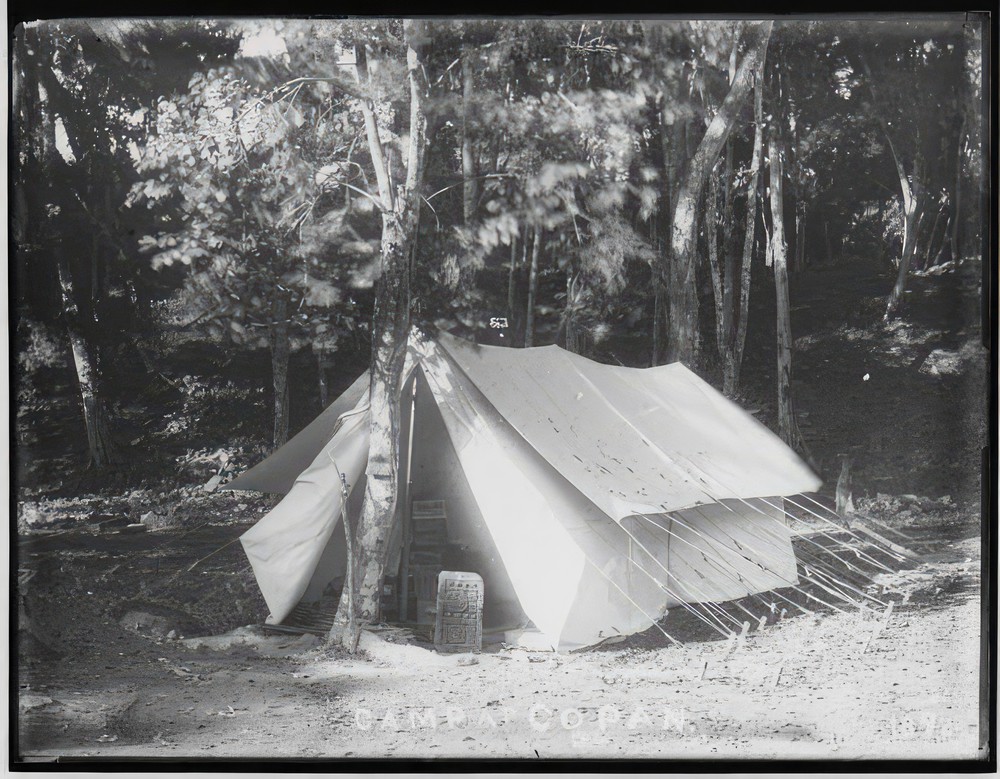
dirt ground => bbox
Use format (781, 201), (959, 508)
(16, 504), (984, 763)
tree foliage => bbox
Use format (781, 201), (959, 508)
(13, 17), (985, 557)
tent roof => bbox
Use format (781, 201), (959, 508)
(431, 333), (821, 517)
(227, 331), (821, 509)
(225, 371), (370, 494)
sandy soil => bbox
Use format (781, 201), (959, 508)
(17, 525), (983, 762)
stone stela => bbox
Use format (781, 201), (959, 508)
(433, 571), (484, 653)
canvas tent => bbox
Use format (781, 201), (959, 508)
(227, 330), (822, 650)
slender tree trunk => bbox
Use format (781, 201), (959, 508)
(721, 144), (736, 348)
(57, 260), (117, 468)
(317, 347), (330, 408)
(89, 230), (101, 321)
(795, 206), (806, 272)
(884, 175), (922, 320)
(919, 205), (945, 272)
(933, 215), (952, 266)
(652, 99), (676, 367)
(269, 294), (291, 449)
(730, 67), (764, 396)
(461, 46), (477, 225)
(706, 171), (726, 357)
(564, 270), (579, 354)
(942, 114), (964, 267)
(513, 227), (529, 343)
(860, 57), (928, 321)
(767, 128), (801, 449)
(960, 20), (983, 263)
(951, 164), (962, 263)
(506, 231), (518, 321)
(525, 228), (541, 347)
(335, 21), (429, 629)
(788, 193), (799, 274)
(836, 456), (855, 516)
(666, 21), (772, 366)
(652, 279), (664, 366)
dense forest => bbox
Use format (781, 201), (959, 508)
(13, 18), (988, 621)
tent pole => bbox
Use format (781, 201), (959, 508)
(398, 377), (418, 622)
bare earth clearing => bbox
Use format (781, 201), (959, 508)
(17, 507), (982, 762)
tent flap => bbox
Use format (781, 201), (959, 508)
(239, 406), (369, 623)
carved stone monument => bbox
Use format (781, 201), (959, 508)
(433, 571), (484, 653)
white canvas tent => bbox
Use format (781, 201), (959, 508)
(227, 330), (822, 650)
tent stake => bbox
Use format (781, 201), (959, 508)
(862, 601), (895, 654)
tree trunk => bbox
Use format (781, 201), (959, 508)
(860, 56), (928, 321)
(836, 456), (855, 516)
(317, 347), (330, 408)
(335, 21), (428, 629)
(933, 215), (952, 266)
(651, 278), (664, 366)
(728, 58), (765, 395)
(507, 230), (518, 321)
(884, 177), (922, 320)
(57, 260), (117, 468)
(951, 163), (962, 262)
(525, 228), (541, 347)
(564, 270), (579, 354)
(919, 205), (945, 272)
(950, 114), (965, 264)
(461, 46), (477, 225)
(666, 21), (772, 366)
(706, 171), (726, 358)
(788, 195), (798, 274)
(795, 206), (806, 272)
(344, 218), (414, 625)
(652, 99), (676, 367)
(269, 294), (291, 449)
(767, 128), (799, 448)
(721, 144), (736, 347)
(960, 20), (984, 263)
(514, 226), (530, 342)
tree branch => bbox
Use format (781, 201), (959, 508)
(322, 178), (386, 212)
(426, 173), (515, 202)
(859, 55), (912, 208)
(353, 45), (394, 212)
(233, 75), (365, 129)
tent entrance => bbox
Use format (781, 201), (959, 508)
(391, 369), (529, 635)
